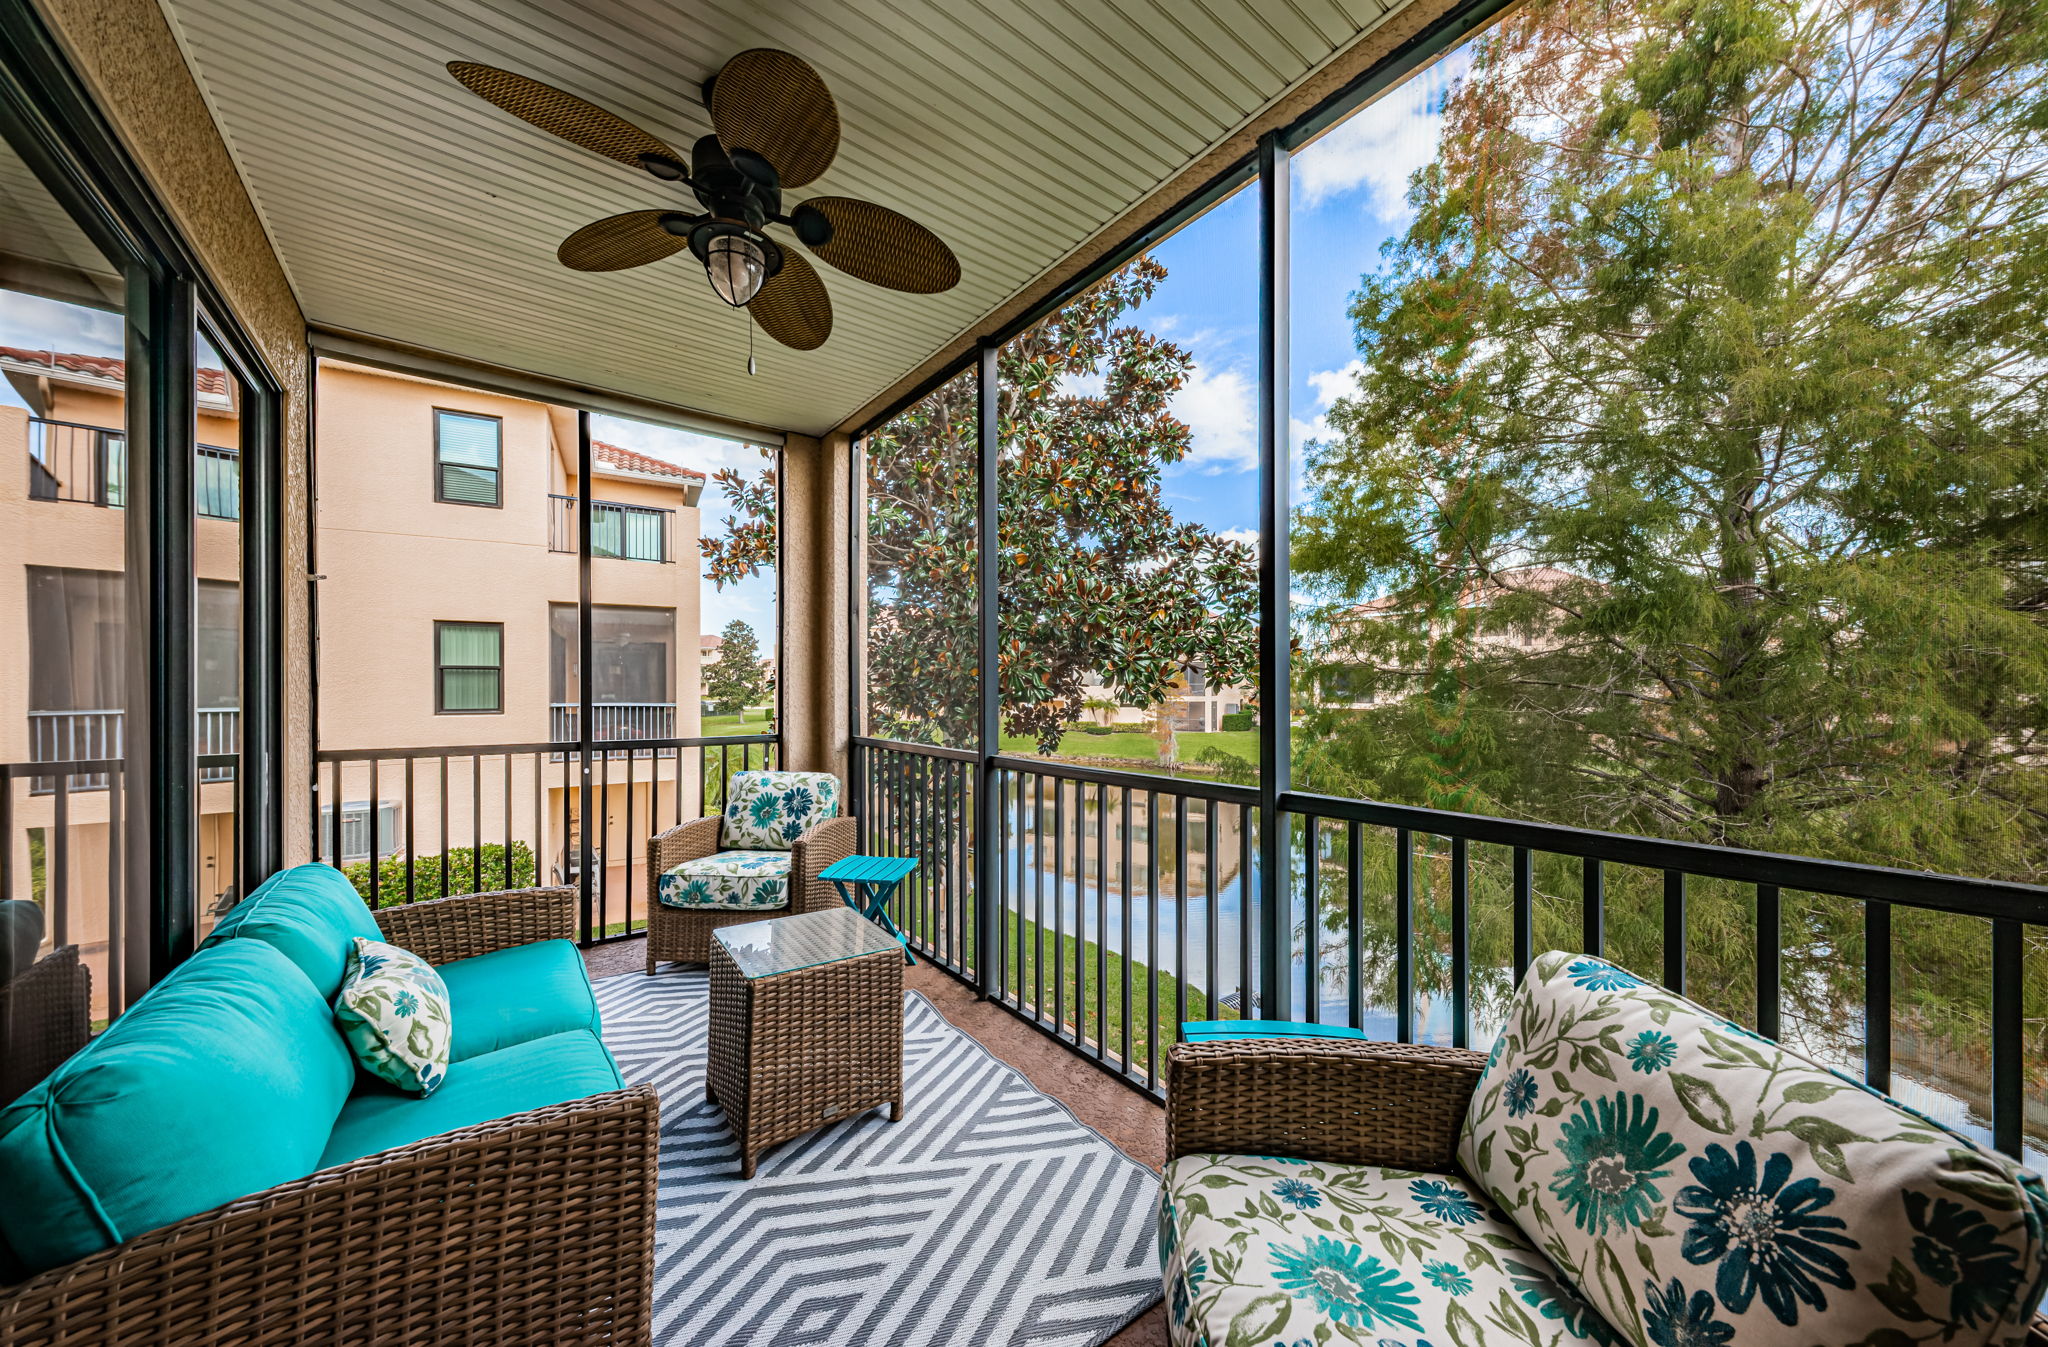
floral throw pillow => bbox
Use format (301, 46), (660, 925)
(333, 936), (452, 1096)
(1458, 950), (2048, 1347)
(721, 771), (840, 851)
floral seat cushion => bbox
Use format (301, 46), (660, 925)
(656, 850), (792, 911)
(720, 771), (840, 851)
(1159, 1153), (1617, 1347)
(1458, 951), (2048, 1347)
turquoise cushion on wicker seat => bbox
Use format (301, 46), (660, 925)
(658, 850), (793, 910)
(438, 939), (599, 1063)
(317, 1029), (623, 1168)
(0, 940), (355, 1275)
(1458, 951), (2048, 1347)
(201, 861), (382, 1000)
(720, 770), (840, 850)
(1160, 1153), (1615, 1345)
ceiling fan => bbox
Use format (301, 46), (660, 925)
(447, 48), (959, 353)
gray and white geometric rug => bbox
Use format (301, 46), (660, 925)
(595, 970), (1163, 1347)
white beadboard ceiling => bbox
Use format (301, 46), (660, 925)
(157, 0), (1403, 436)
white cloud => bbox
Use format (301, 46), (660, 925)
(1058, 367), (1107, 399)
(1306, 359), (1365, 410)
(588, 414), (768, 483)
(1217, 527), (1259, 547)
(0, 290), (121, 358)
(1291, 50), (1470, 215)
(1172, 361), (1257, 473)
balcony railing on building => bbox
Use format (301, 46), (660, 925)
(28, 708), (238, 790)
(27, 416), (239, 520)
(546, 494), (672, 563)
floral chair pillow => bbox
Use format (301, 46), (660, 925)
(1458, 950), (2048, 1347)
(333, 936), (452, 1096)
(721, 771), (840, 851)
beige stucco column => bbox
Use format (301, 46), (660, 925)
(775, 431), (850, 783)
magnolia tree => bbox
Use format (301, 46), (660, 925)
(865, 258), (1258, 752)
(1292, 0), (2048, 1046)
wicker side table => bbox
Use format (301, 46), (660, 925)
(707, 907), (906, 1178)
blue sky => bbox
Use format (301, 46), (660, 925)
(1122, 43), (1473, 557)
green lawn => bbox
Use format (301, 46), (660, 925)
(998, 730), (1160, 759)
(1179, 730), (1256, 763)
(702, 707), (773, 736)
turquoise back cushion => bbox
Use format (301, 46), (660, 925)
(0, 939), (355, 1274)
(1459, 951), (2048, 1347)
(721, 771), (840, 850)
(202, 862), (381, 999)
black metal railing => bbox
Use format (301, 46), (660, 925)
(852, 736), (2048, 1161)
(548, 702), (676, 744)
(28, 709), (237, 791)
(314, 734), (777, 944)
(2, 752), (240, 1023)
(26, 417), (237, 519)
(546, 494), (673, 563)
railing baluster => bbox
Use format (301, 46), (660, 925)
(1663, 869), (1686, 993)
(0, 773), (12, 902)
(1146, 789), (1160, 1090)
(471, 756), (483, 896)
(439, 756), (450, 900)
(1993, 917), (2023, 1157)
(329, 760), (343, 865)
(1346, 820), (1364, 1030)
(1512, 846), (1533, 980)
(1075, 777), (1088, 1036)
(1583, 857), (1604, 956)
(105, 769), (122, 1016)
(1121, 784), (1134, 1067)
(1034, 773), (1046, 1021)
(1451, 834), (1470, 1049)
(1756, 883), (1781, 1039)
(1865, 901), (1892, 1092)
(502, 754), (513, 889)
(51, 772), (70, 946)
(404, 758), (417, 904)
(1174, 793), (1189, 1036)
(1301, 814), (1319, 1024)
(1396, 828), (1414, 1043)
(368, 758), (381, 907)
(1097, 781), (1110, 1060)
(624, 749), (636, 936)
(1056, 769), (1073, 1031)
(1205, 801), (1219, 1033)
(1239, 805), (1253, 1018)
(998, 769), (1012, 1003)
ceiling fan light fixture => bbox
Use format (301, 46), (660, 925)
(704, 232), (768, 306)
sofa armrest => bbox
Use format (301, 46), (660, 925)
(1166, 1038), (1487, 1171)
(373, 885), (575, 965)
(789, 815), (859, 914)
(646, 815), (723, 911)
(0, 1083), (659, 1346)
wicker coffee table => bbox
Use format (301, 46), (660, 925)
(707, 906), (906, 1177)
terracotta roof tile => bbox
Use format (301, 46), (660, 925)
(0, 346), (228, 397)
(592, 440), (705, 481)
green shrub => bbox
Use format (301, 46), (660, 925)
(342, 840), (539, 908)
(1219, 711), (1256, 731)
(1080, 724), (1114, 736)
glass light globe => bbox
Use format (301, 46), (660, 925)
(704, 233), (767, 307)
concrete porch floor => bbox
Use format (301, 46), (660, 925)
(583, 935), (1169, 1346)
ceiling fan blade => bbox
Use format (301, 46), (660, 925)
(708, 49), (839, 189)
(558, 211), (690, 271)
(799, 197), (960, 294)
(750, 249), (832, 350)
(449, 62), (682, 171)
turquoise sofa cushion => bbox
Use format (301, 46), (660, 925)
(202, 862), (381, 999)
(0, 940), (354, 1274)
(438, 939), (600, 1062)
(1459, 950), (2048, 1347)
(317, 1029), (623, 1168)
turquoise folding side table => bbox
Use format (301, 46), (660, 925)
(819, 854), (919, 965)
(1178, 1019), (1369, 1044)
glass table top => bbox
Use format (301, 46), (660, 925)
(713, 906), (906, 980)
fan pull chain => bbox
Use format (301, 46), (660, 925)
(748, 316), (756, 376)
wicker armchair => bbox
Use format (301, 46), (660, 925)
(0, 885), (659, 1347)
(645, 813), (857, 970)
(0, 945), (91, 1105)
(1166, 1035), (1488, 1171)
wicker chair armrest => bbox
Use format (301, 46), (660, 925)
(0, 946), (91, 1101)
(373, 885), (575, 965)
(0, 1083), (659, 1346)
(1166, 1038), (1487, 1171)
(790, 815), (859, 914)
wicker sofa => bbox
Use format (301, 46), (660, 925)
(1162, 951), (2048, 1347)
(645, 770), (856, 969)
(0, 864), (656, 1347)
(0, 900), (90, 1106)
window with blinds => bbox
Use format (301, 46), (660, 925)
(435, 620), (502, 713)
(434, 409), (501, 506)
